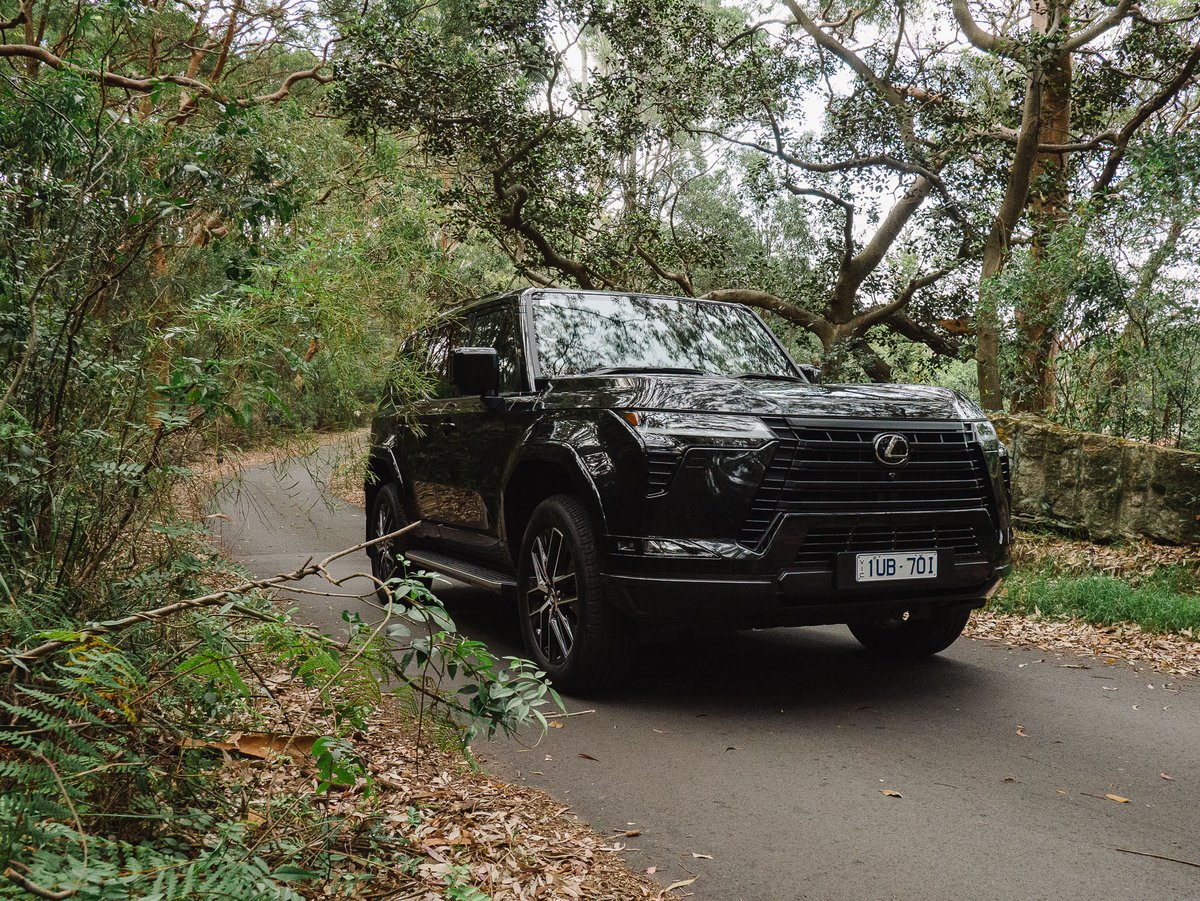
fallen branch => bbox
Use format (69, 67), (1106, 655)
(2, 868), (75, 900)
(0, 523), (421, 671)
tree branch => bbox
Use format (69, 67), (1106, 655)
(494, 180), (606, 290)
(1064, 0), (1137, 52)
(887, 312), (962, 357)
(1, 524), (422, 671)
(0, 42), (330, 105)
(634, 244), (694, 296)
(951, 0), (1020, 57)
(850, 261), (960, 336)
(702, 288), (833, 343)
(784, 0), (905, 112)
(1092, 40), (1200, 197)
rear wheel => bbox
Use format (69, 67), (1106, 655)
(367, 483), (426, 605)
(517, 495), (634, 692)
(848, 606), (971, 657)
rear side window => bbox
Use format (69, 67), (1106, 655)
(399, 320), (463, 399)
(468, 303), (524, 392)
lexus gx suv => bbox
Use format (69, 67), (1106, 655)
(366, 289), (1012, 690)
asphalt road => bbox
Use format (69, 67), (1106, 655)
(214, 453), (1200, 901)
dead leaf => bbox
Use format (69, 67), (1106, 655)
(1160, 773), (1174, 781)
(645, 866), (656, 875)
(1106, 793), (1132, 803)
(692, 852), (714, 859)
(624, 829), (642, 837)
(578, 753), (599, 762)
(1016, 725), (1028, 738)
(880, 789), (903, 798)
(666, 877), (697, 891)
(549, 721), (563, 729)
(184, 732), (318, 761)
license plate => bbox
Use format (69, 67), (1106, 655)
(856, 551), (938, 583)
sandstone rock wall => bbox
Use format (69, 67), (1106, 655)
(993, 414), (1200, 545)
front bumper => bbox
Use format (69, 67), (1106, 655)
(602, 509), (1011, 630)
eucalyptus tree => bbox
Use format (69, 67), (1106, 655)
(331, 0), (981, 380)
(331, 0), (1200, 392)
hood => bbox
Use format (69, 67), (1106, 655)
(544, 375), (985, 422)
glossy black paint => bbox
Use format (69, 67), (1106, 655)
(368, 289), (1012, 631)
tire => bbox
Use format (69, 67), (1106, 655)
(366, 483), (428, 606)
(516, 495), (635, 692)
(848, 606), (971, 658)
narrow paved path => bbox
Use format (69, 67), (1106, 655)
(214, 454), (1200, 901)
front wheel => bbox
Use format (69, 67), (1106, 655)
(517, 495), (634, 692)
(848, 607), (971, 657)
(367, 483), (427, 606)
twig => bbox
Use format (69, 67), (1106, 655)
(0, 523), (421, 670)
(545, 709), (596, 718)
(1115, 848), (1200, 869)
(2, 868), (75, 899)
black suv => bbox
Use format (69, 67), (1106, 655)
(366, 289), (1012, 690)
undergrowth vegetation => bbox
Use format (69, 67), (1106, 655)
(0, 10), (538, 896)
(998, 537), (1200, 635)
(998, 570), (1200, 636)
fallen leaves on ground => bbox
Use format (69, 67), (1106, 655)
(1106, 793), (1132, 804)
(184, 732), (318, 760)
(967, 609), (1200, 678)
(880, 789), (903, 798)
(218, 681), (673, 900)
(1012, 530), (1200, 584)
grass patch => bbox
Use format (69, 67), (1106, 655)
(997, 566), (1200, 635)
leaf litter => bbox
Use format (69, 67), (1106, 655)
(211, 677), (676, 900)
(967, 609), (1200, 678)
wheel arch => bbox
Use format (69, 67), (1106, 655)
(501, 447), (606, 559)
(365, 445), (404, 540)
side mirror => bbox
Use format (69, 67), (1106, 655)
(451, 347), (500, 396)
(799, 363), (822, 384)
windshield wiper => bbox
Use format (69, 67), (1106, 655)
(583, 366), (708, 376)
(732, 372), (809, 383)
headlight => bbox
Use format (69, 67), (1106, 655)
(973, 419), (999, 453)
(618, 411), (775, 448)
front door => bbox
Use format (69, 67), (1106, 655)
(436, 300), (537, 565)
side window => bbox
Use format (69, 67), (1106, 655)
(426, 320), (463, 398)
(467, 304), (523, 393)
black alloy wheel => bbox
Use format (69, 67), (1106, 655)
(525, 524), (579, 666)
(848, 606), (972, 657)
(517, 495), (634, 692)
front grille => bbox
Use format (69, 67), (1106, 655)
(739, 418), (991, 546)
(645, 449), (680, 495)
(794, 524), (982, 569)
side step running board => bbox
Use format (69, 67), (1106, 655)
(404, 550), (516, 594)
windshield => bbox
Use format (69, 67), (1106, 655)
(531, 293), (800, 379)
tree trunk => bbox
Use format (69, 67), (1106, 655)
(975, 33), (1048, 410)
(1011, 1), (1073, 413)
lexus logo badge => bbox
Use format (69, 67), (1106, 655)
(873, 433), (910, 467)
